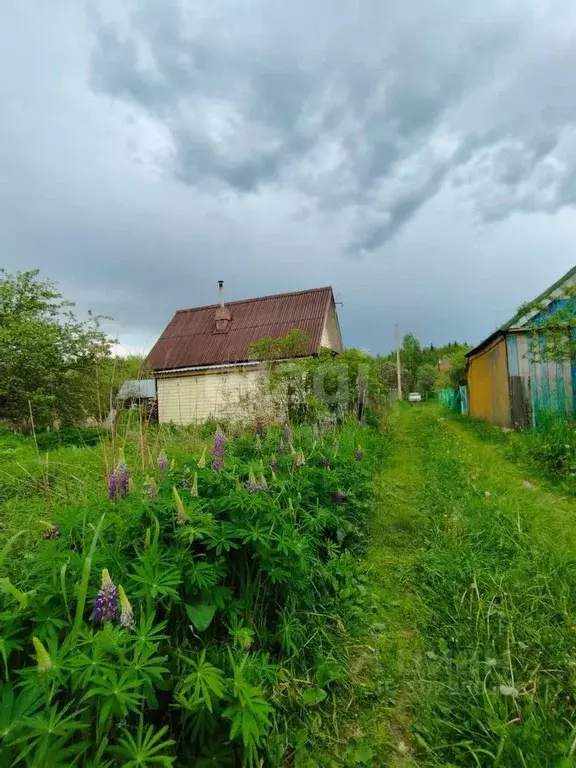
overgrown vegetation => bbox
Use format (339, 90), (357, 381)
(337, 405), (576, 766)
(0, 415), (386, 766)
(407, 408), (576, 765)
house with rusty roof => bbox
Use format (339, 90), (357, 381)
(145, 283), (343, 424)
(466, 265), (576, 429)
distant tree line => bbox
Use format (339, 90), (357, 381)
(377, 334), (471, 395)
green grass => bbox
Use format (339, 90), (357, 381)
(320, 404), (576, 766)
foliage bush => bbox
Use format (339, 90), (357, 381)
(34, 427), (102, 452)
(509, 410), (576, 489)
(0, 419), (385, 766)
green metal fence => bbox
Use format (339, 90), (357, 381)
(438, 387), (469, 415)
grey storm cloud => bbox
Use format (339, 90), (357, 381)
(89, 0), (576, 252)
(3, 0), (576, 356)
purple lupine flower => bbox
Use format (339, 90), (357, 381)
(255, 420), (265, 439)
(211, 428), (226, 471)
(320, 455), (330, 469)
(108, 471), (118, 501)
(158, 451), (169, 475)
(332, 491), (347, 505)
(116, 462), (130, 499)
(93, 569), (119, 623)
(355, 447), (364, 462)
(270, 455), (279, 475)
(43, 524), (60, 540)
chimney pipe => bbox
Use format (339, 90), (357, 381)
(214, 280), (231, 333)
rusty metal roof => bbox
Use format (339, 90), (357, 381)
(146, 286), (335, 372)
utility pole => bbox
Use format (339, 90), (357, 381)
(395, 324), (403, 401)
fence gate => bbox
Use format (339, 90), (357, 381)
(509, 375), (532, 430)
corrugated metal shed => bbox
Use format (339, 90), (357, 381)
(116, 379), (156, 400)
(146, 287), (335, 372)
(466, 264), (576, 428)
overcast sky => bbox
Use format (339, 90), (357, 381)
(2, 1), (576, 355)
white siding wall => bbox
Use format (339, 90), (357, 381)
(320, 302), (343, 351)
(157, 369), (283, 425)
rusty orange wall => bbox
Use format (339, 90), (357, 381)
(467, 337), (511, 427)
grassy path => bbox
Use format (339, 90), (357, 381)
(330, 404), (576, 767)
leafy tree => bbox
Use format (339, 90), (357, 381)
(248, 329), (308, 361)
(415, 363), (438, 393)
(401, 334), (423, 392)
(0, 269), (112, 427)
(436, 349), (470, 389)
(90, 355), (148, 420)
(378, 360), (408, 396)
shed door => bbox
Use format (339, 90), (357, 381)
(509, 376), (532, 430)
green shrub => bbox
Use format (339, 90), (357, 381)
(34, 427), (102, 451)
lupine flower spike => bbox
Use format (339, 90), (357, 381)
(42, 522), (60, 540)
(312, 424), (319, 444)
(108, 471), (118, 501)
(191, 471), (199, 497)
(255, 420), (264, 439)
(173, 486), (188, 525)
(270, 454), (278, 478)
(94, 569), (119, 623)
(211, 428), (226, 471)
(118, 585), (135, 629)
(146, 476), (158, 499)
(280, 423), (291, 453)
(197, 447), (207, 469)
(158, 450), (169, 475)
(259, 472), (268, 491)
(116, 461), (130, 499)
(294, 451), (306, 469)
(32, 637), (53, 672)
(320, 455), (330, 470)
(355, 446), (364, 462)
(246, 468), (260, 493)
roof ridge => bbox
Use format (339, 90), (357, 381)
(174, 286), (333, 314)
(501, 263), (576, 331)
